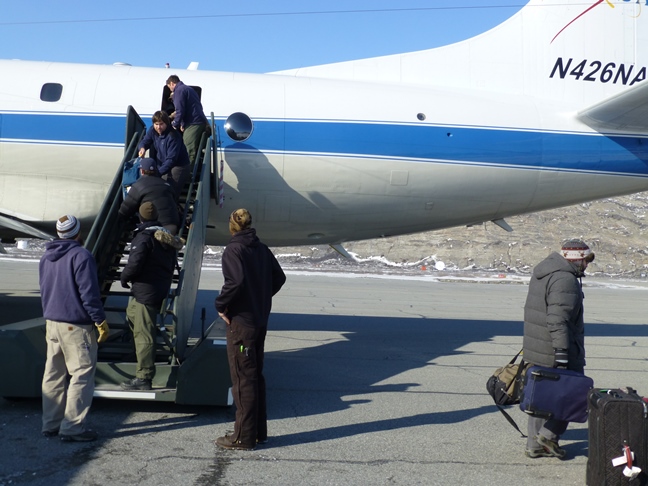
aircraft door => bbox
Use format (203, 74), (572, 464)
(124, 106), (146, 152)
(161, 84), (174, 116)
(160, 84), (203, 118)
(209, 113), (225, 207)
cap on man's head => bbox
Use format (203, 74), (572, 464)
(561, 239), (595, 263)
(56, 215), (81, 239)
(140, 158), (157, 172)
(139, 202), (158, 222)
(229, 208), (252, 234)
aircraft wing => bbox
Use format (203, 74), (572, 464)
(578, 81), (648, 135)
(0, 214), (55, 240)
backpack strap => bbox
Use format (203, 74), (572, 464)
(492, 349), (527, 438)
(509, 358), (526, 402)
(495, 404), (527, 438)
(509, 349), (523, 365)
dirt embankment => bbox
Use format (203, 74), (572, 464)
(273, 193), (648, 278)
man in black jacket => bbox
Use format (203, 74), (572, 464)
(214, 209), (286, 450)
(119, 158), (181, 235)
(120, 202), (178, 391)
(523, 239), (594, 459)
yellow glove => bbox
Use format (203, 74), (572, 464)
(95, 320), (110, 343)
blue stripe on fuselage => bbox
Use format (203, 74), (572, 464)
(2, 112), (648, 176)
(236, 121), (648, 176)
(1, 112), (125, 144)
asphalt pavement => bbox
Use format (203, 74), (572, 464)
(2, 258), (648, 485)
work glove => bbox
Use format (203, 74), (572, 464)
(95, 320), (110, 343)
(553, 348), (568, 368)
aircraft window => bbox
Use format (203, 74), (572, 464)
(40, 83), (63, 102)
(224, 112), (253, 142)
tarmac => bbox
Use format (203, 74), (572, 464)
(2, 258), (648, 485)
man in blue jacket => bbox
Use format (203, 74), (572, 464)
(138, 111), (190, 200)
(166, 74), (209, 164)
(214, 209), (286, 451)
(40, 215), (109, 442)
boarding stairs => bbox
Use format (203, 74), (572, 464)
(0, 106), (231, 406)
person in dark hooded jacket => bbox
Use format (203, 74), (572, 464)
(119, 202), (181, 391)
(214, 209), (286, 451)
(119, 157), (180, 234)
(523, 239), (595, 459)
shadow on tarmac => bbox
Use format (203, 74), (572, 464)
(260, 312), (647, 449)
(0, 396), (230, 485)
(0, 291), (42, 325)
(1, 302), (644, 482)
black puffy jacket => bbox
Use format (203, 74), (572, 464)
(119, 175), (180, 228)
(120, 222), (177, 307)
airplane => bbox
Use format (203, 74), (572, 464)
(1, 0), (648, 249)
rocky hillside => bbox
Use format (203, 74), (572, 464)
(7, 193), (648, 279)
(272, 192), (648, 278)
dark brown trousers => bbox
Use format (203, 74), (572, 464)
(226, 319), (267, 446)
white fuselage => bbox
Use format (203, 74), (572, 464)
(2, 2), (648, 245)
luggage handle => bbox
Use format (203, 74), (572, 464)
(522, 408), (553, 420)
(591, 388), (647, 417)
(530, 369), (560, 382)
(603, 387), (637, 399)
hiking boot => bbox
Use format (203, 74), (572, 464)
(120, 378), (152, 391)
(42, 428), (59, 438)
(215, 435), (255, 451)
(60, 430), (98, 442)
(224, 430), (267, 445)
(536, 435), (567, 459)
(525, 448), (555, 458)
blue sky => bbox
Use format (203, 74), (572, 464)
(1, 1), (525, 73)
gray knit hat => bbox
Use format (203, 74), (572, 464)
(56, 215), (81, 239)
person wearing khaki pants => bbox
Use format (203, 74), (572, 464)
(42, 321), (97, 437)
(39, 215), (109, 442)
